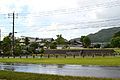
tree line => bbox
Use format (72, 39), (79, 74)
(0, 31), (120, 56)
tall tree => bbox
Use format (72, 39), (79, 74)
(55, 34), (66, 45)
(83, 36), (91, 48)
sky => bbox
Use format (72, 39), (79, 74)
(0, 0), (120, 40)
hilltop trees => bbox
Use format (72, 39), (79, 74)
(113, 31), (120, 38)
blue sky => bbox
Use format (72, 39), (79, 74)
(0, 0), (120, 40)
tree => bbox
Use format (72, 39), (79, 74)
(29, 42), (39, 54)
(111, 37), (120, 48)
(24, 37), (30, 46)
(41, 39), (50, 49)
(0, 41), (2, 49)
(44, 41), (50, 49)
(94, 44), (101, 48)
(24, 37), (30, 53)
(14, 39), (22, 56)
(83, 36), (91, 48)
(1, 36), (12, 55)
(113, 31), (120, 38)
(14, 43), (22, 56)
(50, 41), (57, 49)
(80, 36), (85, 46)
(80, 36), (85, 43)
(110, 31), (120, 48)
(55, 34), (66, 45)
(104, 43), (112, 48)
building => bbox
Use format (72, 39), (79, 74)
(19, 36), (53, 45)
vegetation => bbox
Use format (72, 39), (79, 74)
(0, 70), (118, 80)
(55, 34), (67, 45)
(111, 37), (120, 48)
(50, 41), (57, 49)
(113, 31), (120, 38)
(80, 36), (91, 48)
(80, 36), (85, 46)
(111, 31), (120, 48)
(1, 27), (120, 56)
(83, 36), (91, 48)
(0, 57), (120, 66)
(24, 37), (30, 46)
(80, 36), (85, 43)
(114, 48), (120, 55)
(1, 36), (12, 55)
(0, 35), (43, 56)
(29, 42), (39, 54)
(14, 42), (22, 56)
(94, 44), (101, 48)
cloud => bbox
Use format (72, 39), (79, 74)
(0, 0), (120, 40)
(96, 7), (120, 19)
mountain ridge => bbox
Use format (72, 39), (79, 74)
(69, 27), (120, 43)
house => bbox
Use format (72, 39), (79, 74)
(91, 42), (110, 48)
(19, 36), (53, 45)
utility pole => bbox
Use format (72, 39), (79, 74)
(8, 12), (17, 56)
(0, 29), (1, 41)
(12, 12), (15, 56)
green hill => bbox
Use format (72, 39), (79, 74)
(70, 27), (120, 43)
(88, 27), (120, 43)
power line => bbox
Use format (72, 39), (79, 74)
(0, 0), (120, 17)
(0, 1), (120, 37)
(17, 0), (120, 17)
(12, 17), (120, 28)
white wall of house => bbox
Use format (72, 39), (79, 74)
(70, 47), (83, 49)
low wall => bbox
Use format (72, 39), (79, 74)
(44, 49), (115, 56)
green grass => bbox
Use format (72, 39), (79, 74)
(0, 57), (120, 66)
(0, 70), (119, 80)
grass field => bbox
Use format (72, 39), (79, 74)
(0, 57), (120, 66)
(0, 70), (119, 80)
